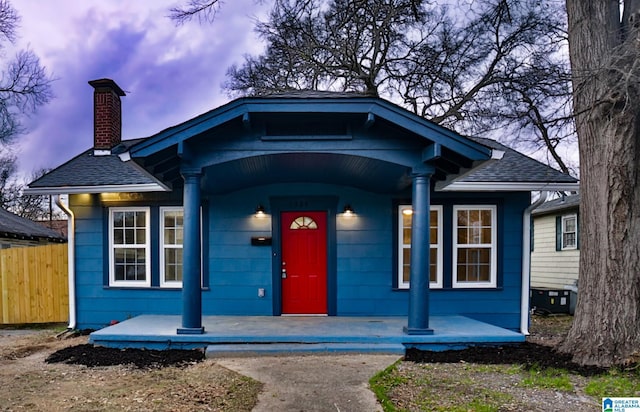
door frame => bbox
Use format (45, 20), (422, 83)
(270, 196), (338, 316)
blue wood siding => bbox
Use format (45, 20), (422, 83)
(70, 189), (529, 331)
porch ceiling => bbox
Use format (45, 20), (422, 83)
(200, 152), (413, 194)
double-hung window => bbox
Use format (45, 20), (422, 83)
(453, 205), (497, 288)
(109, 207), (150, 287)
(561, 214), (577, 250)
(160, 207), (184, 287)
(398, 205), (443, 289)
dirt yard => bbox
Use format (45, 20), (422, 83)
(0, 328), (261, 411)
(0, 315), (594, 411)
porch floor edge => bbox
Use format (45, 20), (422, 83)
(88, 315), (525, 352)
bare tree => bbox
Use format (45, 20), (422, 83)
(0, 150), (54, 220)
(0, 0), (52, 144)
(176, 0), (576, 174)
(557, 0), (640, 367)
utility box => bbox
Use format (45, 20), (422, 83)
(530, 288), (572, 315)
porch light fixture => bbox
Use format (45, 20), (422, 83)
(343, 204), (354, 216)
(402, 208), (413, 216)
(255, 204), (266, 217)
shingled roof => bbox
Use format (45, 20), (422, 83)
(0, 208), (66, 243)
(26, 94), (578, 195)
(533, 194), (580, 216)
(435, 137), (578, 191)
(26, 139), (169, 194)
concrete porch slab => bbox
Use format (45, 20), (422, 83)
(88, 315), (525, 354)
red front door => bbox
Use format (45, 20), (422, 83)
(281, 211), (328, 314)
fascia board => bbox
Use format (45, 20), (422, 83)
(435, 181), (580, 192)
(23, 183), (171, 195)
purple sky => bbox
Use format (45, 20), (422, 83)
(12, 0), (267, 178)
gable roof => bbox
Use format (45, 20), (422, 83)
(128, 93), (493, 162)
(0, 208), (66, 243)
(435, 137), (578, 191)
(533, 194), (580, 216)
(25, 93), (578, 195)
(26, 139), (170, 195)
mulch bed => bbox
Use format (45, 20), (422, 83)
(405, 342), (606, 376)
(47, 341), (609, 376)
(46, 344), (205, 369)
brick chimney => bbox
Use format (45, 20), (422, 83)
(88, 78), (126, 154)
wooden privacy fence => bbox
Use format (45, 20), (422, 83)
(0, 243), (68, 324)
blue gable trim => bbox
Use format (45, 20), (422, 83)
(128, 97), (492, 162)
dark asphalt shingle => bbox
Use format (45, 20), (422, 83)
(533, 194), (580, 216)
(463, 137), (578, 183)
(28, 139), (161, 189)
(0, 208), (66, 242)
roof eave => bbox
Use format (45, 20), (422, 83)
(435, 181), (580, 192)
(23, 183), (171, 196)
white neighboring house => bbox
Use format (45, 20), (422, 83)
(531, 194), (580, 291)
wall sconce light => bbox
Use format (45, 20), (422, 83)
(343, 204), (354, 216)
(255, 204), (266, 217)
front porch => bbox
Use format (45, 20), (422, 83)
(89, 315), (525, 356)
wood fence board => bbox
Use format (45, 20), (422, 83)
(0, 244), (68, 324)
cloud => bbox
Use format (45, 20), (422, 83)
(12, 0), (267, 177)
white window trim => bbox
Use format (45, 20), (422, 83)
(397, 205), (443, 289)
(160, 207), (183, 288)
(561, 214), (577, 250)
(109, 207), (151, 287)
(452, 205), (497, 288)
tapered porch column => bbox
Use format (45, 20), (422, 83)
(177, 168), (204, 334)
(404, 169), (435, 335)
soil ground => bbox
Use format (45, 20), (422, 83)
(0, 315), (609, 411)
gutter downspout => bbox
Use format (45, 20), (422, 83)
(520, 191), (548, 335)
(55, 195), (76, 330)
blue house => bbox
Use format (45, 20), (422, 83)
(27, 79), (578, 351)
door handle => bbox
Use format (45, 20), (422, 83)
(281, 268), (287, 279)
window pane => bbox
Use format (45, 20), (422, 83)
(136, 229), (146, 244)
(471, 226), (481, 243)
(113, 228), (123, 244)
(481, 228), (492, 244)
(402, 248), (411, 283)
(479, 264), (490, 281)
(457, 265), (467, 282)
(430, 248), (437, 282)
(456, 247), (491, 283)
(479, 248), (490, 263)
(113, 212), (124, 227)
(563, 233), (576, 248)
(458, 228), (468, 244)
(403, 228), (412, 244)
(165, 229), (175, 244)
(124, 211), (134, 227)
(402, 213), (412, 227)
(290, 216), (318, 229)
(480, 210), (491, 225)
(430, 210), (438, 226)
(469, 209), (480, 225)
(135, 211), (146, 227)
(457, 248), (467, 264)
(457, 210), (468, 226)
(564, 217), (576, 232)
(125, 229), (134, 244)
(166, 264), (175, 281)
(430, 228), (437, 244)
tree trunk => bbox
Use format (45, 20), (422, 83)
(559, 0), (640, 367)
